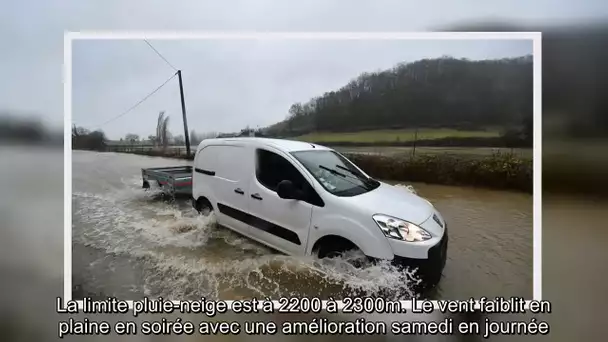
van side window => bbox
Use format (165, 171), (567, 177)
(256, 149), (306, 191)
(255, 149), (324, 207)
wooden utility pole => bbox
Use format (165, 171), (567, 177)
(177, 70), (191, 158)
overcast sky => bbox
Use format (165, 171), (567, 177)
(1, 0), (607, 137)
(73, 39), (532, 139)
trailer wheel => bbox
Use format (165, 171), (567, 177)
(195, 197), (213, 216)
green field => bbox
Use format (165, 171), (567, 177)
(294, 128), (500, 143)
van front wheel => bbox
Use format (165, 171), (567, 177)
(314, 236), (366, 268)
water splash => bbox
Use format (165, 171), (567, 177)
(72, 179), (421, 300)
(394, 183), (417, 195)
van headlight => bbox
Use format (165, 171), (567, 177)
(373, 214), (432, 242)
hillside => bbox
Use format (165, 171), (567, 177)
(265, 55), (532, 140)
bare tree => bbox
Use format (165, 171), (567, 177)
(72, 125), (89, 137)
(156, 111), (165, 146)
(161, 118), (169, 149)
(72, 125), (106, 150)
(156, 111), (170, 149)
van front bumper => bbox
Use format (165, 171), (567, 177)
(390, 228), (448, 288)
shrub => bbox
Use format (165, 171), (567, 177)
(345, 151), (532, 193)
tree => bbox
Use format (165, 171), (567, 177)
(287, 102), (305, 133)
(156, 111), (170, 149)
(72, 125), (107, 150)
(72, 125), (90, 137)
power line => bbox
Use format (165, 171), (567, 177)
(95, 72), (178, 128)
(144, 39), (178, 72)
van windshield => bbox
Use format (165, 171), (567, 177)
(291, 150), (380, 197)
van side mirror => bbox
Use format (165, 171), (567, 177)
(277, 180), (302, 200)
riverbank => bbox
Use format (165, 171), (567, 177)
(102, 148), (532, 193)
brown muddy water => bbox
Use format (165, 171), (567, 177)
(71, 150), (532, 301)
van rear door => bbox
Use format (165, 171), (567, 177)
(196, 144), (252, 236)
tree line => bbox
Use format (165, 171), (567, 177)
(73, 111), (222, 151)
(265, 55), (533, 144)
(72, 125), (106, 150)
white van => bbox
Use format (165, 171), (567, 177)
(191, 138), (448, 288)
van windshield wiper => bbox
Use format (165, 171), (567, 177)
(318, 165), (373, 190)
(318, 165), (348, 178)
(335, 164), (376, 185)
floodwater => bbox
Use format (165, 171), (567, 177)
(71, 150), (533, 301)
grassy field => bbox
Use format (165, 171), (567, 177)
(294, 128), (501, 143)
(333, 146), (533, 160)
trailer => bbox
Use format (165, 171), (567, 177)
(141, 166), (193, 196)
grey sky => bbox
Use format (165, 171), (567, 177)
(73, 39), (532, 139)
(1, 0), (607, 135)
